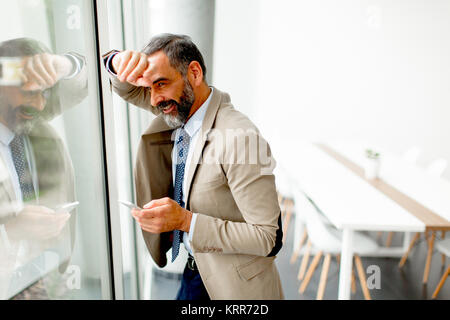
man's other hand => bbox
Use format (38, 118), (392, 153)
(131, 197), (192, 234)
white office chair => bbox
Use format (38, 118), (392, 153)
(426, 158), (448, 177)
(274, 164), (296, 244)
(432, 238), (450, 299)
(399, 158), (447, 284)
(274, 164), (294, 201)
(293, 189), (379, 300)
(284, 179), (333, 265)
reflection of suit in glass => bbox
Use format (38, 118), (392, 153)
(0, 52), (87, 299)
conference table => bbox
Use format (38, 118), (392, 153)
(278, 139), (450, 300)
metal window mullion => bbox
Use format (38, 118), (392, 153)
(93, 0), (125, 300)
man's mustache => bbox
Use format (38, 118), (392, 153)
(155, 100), (179, 111)
(17, 105), (41, 117)
(156, 100), (180, 112)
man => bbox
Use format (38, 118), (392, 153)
(103, 34), (283, 299)
(0, 38), (87, 299)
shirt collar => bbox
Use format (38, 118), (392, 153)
(0, 121), (15, 146)
(183, 87), (214, 138)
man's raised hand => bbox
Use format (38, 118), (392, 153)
(112, 50), (153, 87)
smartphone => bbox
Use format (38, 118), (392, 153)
(54, 201), (79, 214)
(0, 57), (23, 86)
(118, 200), (142, 210)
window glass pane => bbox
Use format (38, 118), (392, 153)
(0, 0), (112, 299)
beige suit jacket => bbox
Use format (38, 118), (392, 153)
(105, 56), (284, 299)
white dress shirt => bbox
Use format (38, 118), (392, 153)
(172, 87), (213, 255)
(0, 122), (21, 202)
(0, 122), (38, 205)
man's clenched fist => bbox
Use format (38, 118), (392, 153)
(112, 50), (154, 87)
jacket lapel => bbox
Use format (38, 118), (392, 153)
(184, 87), (224, 208)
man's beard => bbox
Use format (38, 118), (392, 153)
(0, 105), (42, 134)
(155, 79), (195, 128)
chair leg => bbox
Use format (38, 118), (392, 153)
(354, 255), (371, 300)
(442, 231), (446, 268)
(290, 228), (308, 264)
(336, 254), (340, 272)
(376, 231), (383, 242)
(282, 200), (293, 243)
(299, 251), (323, 294)
(317, 253), (331, 300)
(351, 267), (357, 294)
(423, 231), (436, 284)
(399, 232), (421, 268)
(385, 232), (394, 248)
(432, 265), (450, 299)
(298, 240), (312, 280)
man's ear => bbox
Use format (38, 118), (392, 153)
(187, 61), (203, 87)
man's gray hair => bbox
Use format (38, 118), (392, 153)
(141, 33), (207, 81)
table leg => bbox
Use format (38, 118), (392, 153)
(399, 232), (421, 268)
(338, 228), (354, 300)
(423, 231), (436, 284)
(432, 265), (450, 299)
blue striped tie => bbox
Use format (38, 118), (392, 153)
(10, 134), (35, 201)
(172, 128), (191, 262)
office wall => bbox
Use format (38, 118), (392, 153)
(147, 0), (215, 82)
(212, 0), (261, 121)
(213, 0), (450, 179)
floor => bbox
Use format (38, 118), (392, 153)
(150, 214), (450, 300)
(273, 216), (449, 300)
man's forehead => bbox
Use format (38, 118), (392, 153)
(147, 51), (179, 78)
(148, 51), (169, 66)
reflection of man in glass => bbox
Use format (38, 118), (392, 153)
(0, 38), (87, 299)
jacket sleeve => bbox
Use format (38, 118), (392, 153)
(190, 129), (283, 257)
(101, 50), (160, 116)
